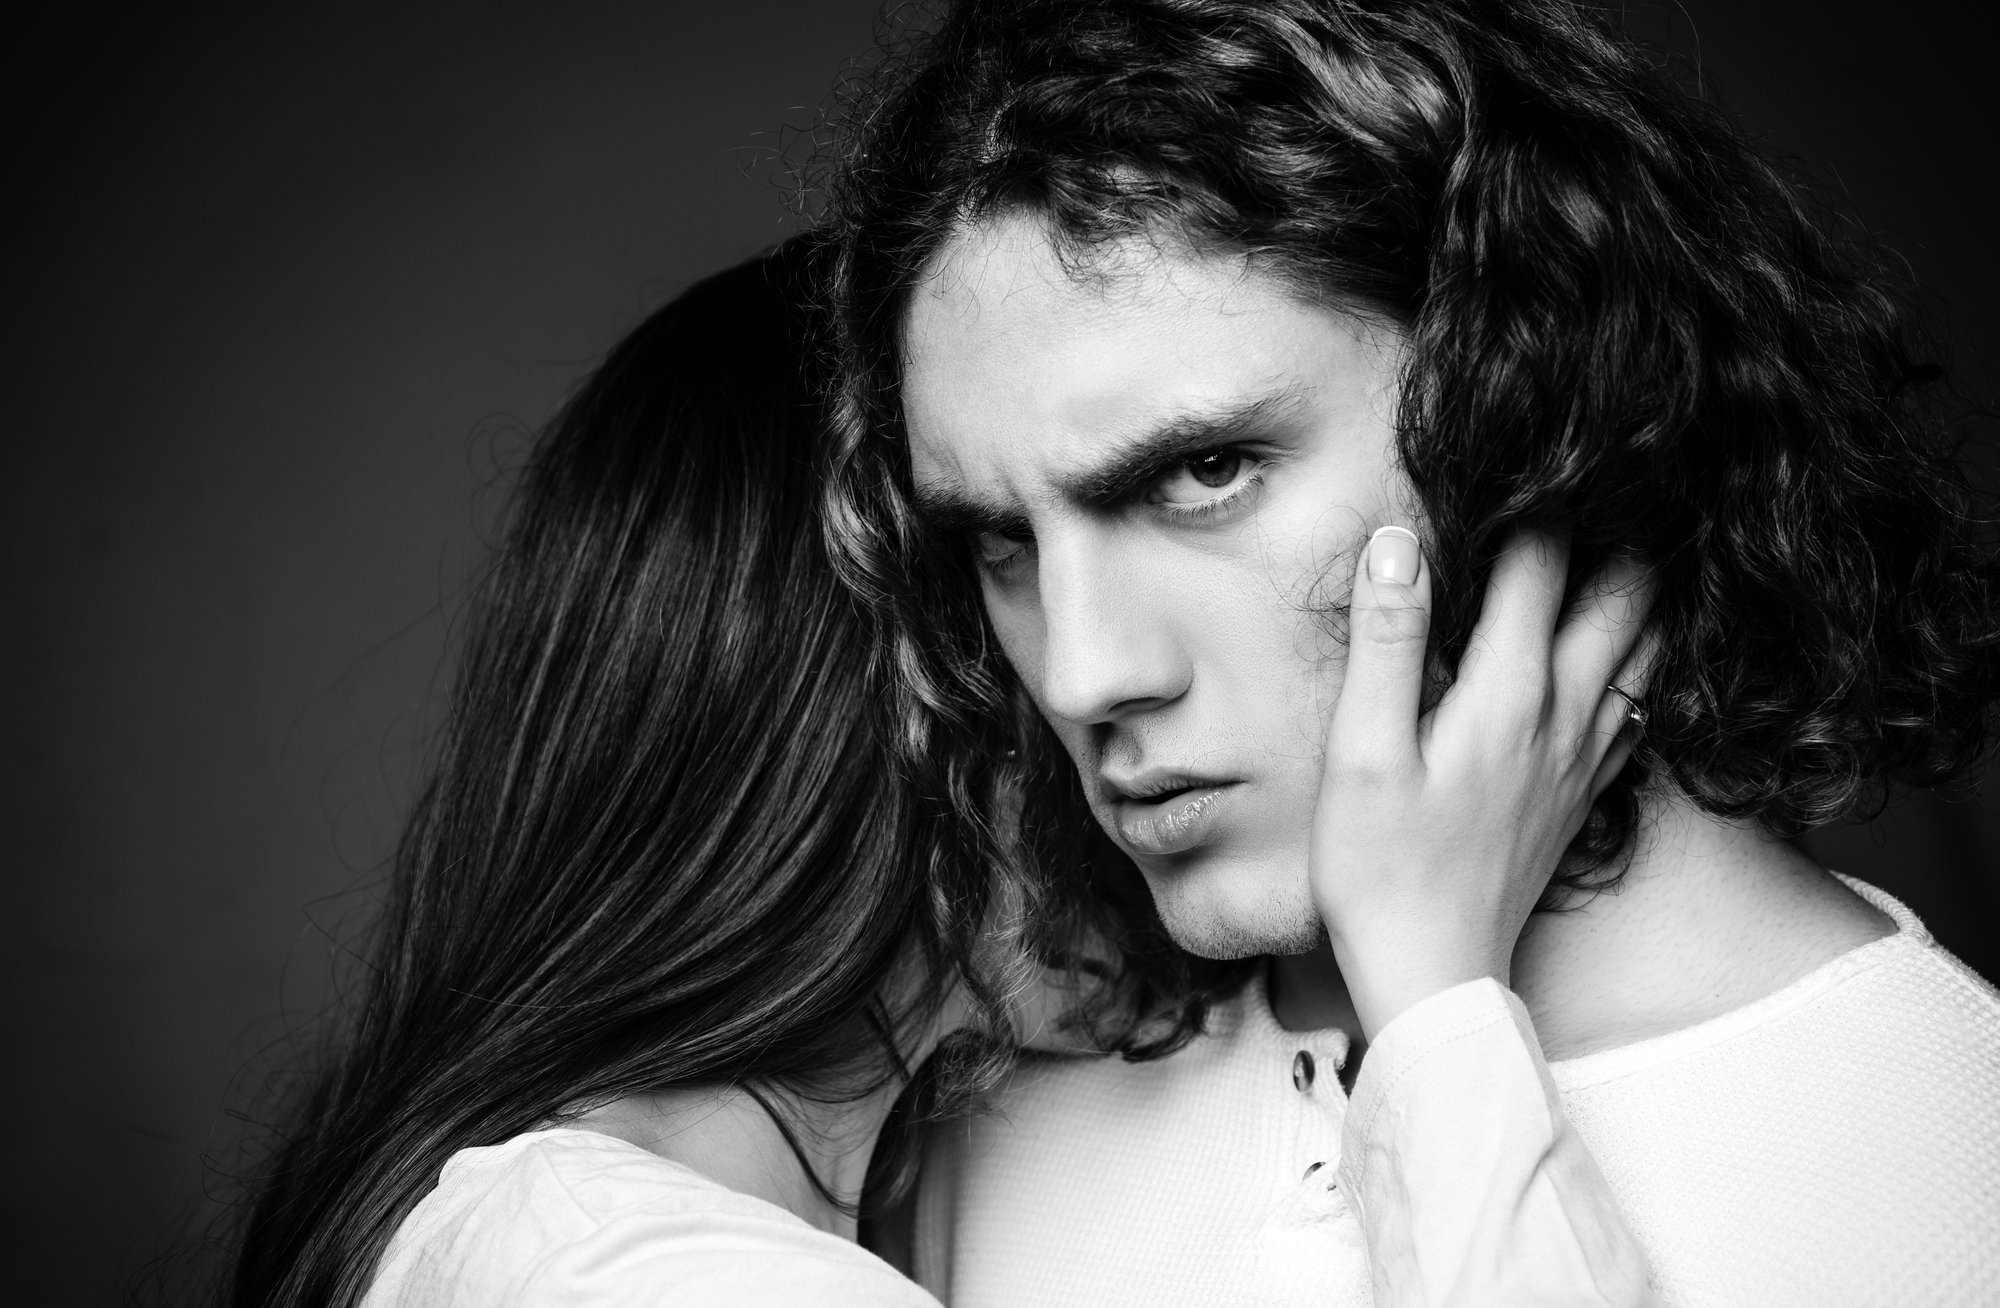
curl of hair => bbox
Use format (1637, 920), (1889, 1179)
(818, 0), (2000, 992)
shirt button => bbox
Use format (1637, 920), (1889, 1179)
(1292, 1049), (1315, 1092)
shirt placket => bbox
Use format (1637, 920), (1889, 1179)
(1248, 1027), (1371, 1305)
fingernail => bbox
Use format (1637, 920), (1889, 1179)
(1368, 526), (1421, 585)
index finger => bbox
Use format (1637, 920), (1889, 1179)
(1451, 528), (1570, 700)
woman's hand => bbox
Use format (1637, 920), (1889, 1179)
(1312, 526), (1651, 1042)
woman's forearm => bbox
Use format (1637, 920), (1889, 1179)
(1338, 980), (1658, 1308)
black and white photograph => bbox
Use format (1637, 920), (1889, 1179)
(8, 2), (1999, 1304)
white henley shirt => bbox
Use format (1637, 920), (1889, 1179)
(913, 877), (2000, 1307)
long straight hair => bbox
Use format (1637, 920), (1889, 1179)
(231, 240), (999, 1307)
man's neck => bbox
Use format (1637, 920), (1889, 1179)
(1268, 790), (1893, 1059)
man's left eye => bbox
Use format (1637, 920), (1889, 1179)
(1152, 449), (1252, 504)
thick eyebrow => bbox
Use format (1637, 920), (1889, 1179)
(1064, 388), (1307, 509)
(912, 480), (1030, 539)
(910, 386), (1308, 535)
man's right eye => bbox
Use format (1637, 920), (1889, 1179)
(972, 529), (1031, 577)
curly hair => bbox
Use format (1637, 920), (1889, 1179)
(818, 0), (2000, 1035)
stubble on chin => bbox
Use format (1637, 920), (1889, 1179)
(1145, 867), (1327, 961)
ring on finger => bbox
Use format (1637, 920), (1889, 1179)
(1606, 684), (1648, 730)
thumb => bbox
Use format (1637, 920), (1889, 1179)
(1330, 525), (1432, 771)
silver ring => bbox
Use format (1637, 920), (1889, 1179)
(1606, 684), (1648, 729)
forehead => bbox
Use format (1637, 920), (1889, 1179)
(898, 215), (1381, 506)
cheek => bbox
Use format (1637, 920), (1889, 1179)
(983, 586), (1099, 768)
(982, 578), (1094, 762)
(1197, 479), (1392, 748)
(1196, 561), (1348, 758)
(980, 577), (1044, 693)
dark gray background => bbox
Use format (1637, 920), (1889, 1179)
(5, 3), (1994, 1304)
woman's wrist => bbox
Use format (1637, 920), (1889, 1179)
(1329, 927), (1513, 1041)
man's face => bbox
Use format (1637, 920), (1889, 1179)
(901, 215), (1411, 959)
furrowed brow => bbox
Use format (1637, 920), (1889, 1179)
(909, 387), (1307, 534)
(1064, 391), (1305, 509)
(911, 480), (1030, 539)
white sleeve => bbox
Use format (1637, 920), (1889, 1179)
(1336, 978), (1658, 1308)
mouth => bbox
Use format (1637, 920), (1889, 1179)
(1103, 774), (1239, 857)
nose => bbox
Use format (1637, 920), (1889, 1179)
(1035, 528), (1189, 726)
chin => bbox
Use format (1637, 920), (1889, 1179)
(1140, 852), (1324, 960)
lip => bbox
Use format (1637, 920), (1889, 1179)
(1106, 777), (1237, 857)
